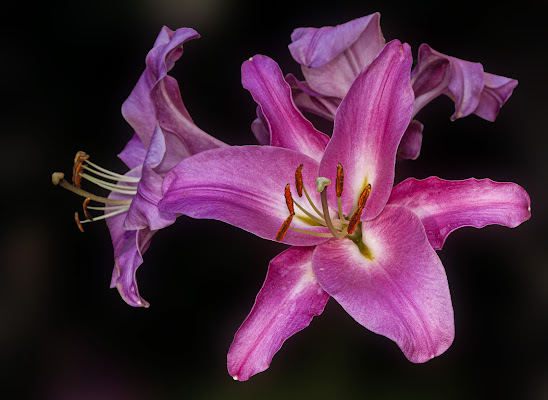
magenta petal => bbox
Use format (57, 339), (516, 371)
(228, 247), (329, 381)
(121, 27), (200, 148)
(150, 74), (227, 156)
(250, 106), (270, 145)
(397, 120), (424, 161)
(473, 72), (518, 122)
(107, 210), (154, 308)
(388, 177), (531, 250)
(411, 44), (517, 122)
(124, 126), (178, 231)
(160, 146), (330, 246)
(319, 40), (414, 220)
(313, 205), (454, 363)
(286, 73), (340, 121)
(118, 134), (147, 169)
(289, 13), (385, 99)
(241, 55), (329, 162)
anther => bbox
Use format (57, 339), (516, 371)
(74, 212), (85, 232)
(347, 184), (371, 234)
(284, 184), (294, 214)
(336, 163), (344, 198)
(295, 164), (304, 197)
(82, 198), (93, 220)
(276, 212), (295, 241)
(72, 151), (89, 187)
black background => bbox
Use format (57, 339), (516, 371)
(2, 0), (546, 399)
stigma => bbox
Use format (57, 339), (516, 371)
(276, 163), (371, 241)
(52, 151), (139, 231)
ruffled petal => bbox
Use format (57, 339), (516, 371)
(242, 55), (329, 162)
(411, 44), (517, 122)
(289, 13), (385, 99)
(319, 40), (414, 221)
(228, 247), (330, 381)
(286, 73), (340, 121)
(150, 74), (227, 155)
(118, 134), (147, 169)
(250, 106), (270, 145)
(121, 27), (200, 147)
(397, 120), (424, 161)
(123, 126), (179, 231)
(160, 146), (331, 246)
(108, 217), (155, 308)
(473, 72), (518, 122)
(388, 177), (531, 250)
(312, 205), (454, 363)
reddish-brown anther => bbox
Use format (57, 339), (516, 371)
(82, 197), (93, 220)
(284, 184), (294, 214)
(276, 212), (295, 241)
(295, 164), (304, 197)
(336, 163), (344, 197)
(72, 151), (89, 187)
(347, 184), (371, 234)
(74, 212), (85, 232)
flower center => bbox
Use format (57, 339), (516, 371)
(52, 151), (139, 232)
(276, 163), (371, 241)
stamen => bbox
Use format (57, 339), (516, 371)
(82, 165), (140, 183)
(276, 212), (295, 241)
(295, 164), (303, 197)
(84, 159), (140, 182)
(289, 227), (334, 237)
(292, 198), (327, 227)
(79, 173), (138, 195)
(82, 198), (93, 220)
(72, 151), (89, 187)
(336, 163), (345, 221)
(74, 212), (85, 232)
(347, 184), (371, 234)
(284, 184), (294, 214)
(336, 163), (344, 197)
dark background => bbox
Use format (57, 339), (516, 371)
(2, 0), (546, 399)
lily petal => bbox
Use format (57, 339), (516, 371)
(160, 146), (331, 246)
(411, 44), (517, 121)
(121, 27), (200, 147)
(312, 205), (454, 363)
(242, 55), (329, 162)
(228, 247), (330, 381)
(397, 120), (424, 161)
(106, 170), (153, 308)
(289, 13), (385, 99)
(319, 40), (414, 220)
(388, 177), (531, 250)
(118, 134), (147, 169)
(123, 126), (179, 231)
(473, 72), (518, 122)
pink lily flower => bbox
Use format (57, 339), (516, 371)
(283, 13), (518, 160)
(159, 41), (530, 380)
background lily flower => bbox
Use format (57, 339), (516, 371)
(285, 13), (517, 160)
(159, 41), (530, 380)
(53, 26), (226, 307)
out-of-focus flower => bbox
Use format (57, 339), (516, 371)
(52, 27), (226, 307)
